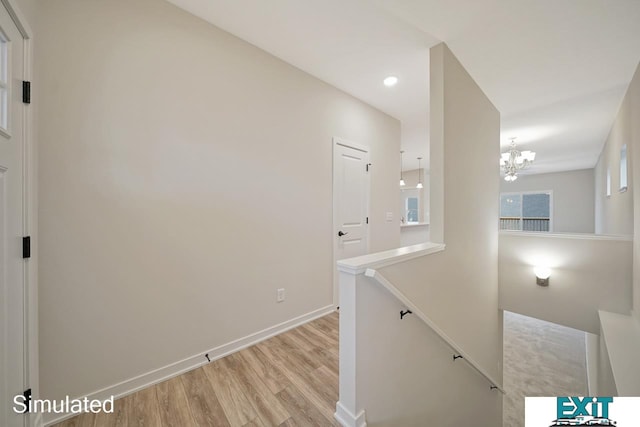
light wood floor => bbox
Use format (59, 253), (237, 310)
(55, 312), (340, 427)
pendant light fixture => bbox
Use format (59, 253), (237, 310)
(500, 137), (536, 182)
(416, 157), (423, 189)
(400, 150), (406, 186)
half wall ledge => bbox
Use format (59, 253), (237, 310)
(337, 241), (446, 275)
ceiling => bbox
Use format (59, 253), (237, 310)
(166, 0), (640, 174)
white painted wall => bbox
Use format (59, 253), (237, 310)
(628, 63), (640, 320)
(336, 240), (504, 426)
(499, 232), (632, 334)
(14, 0), (37, 28)
(585, 332), (599, 395)
(36, 0), (400, 408)
(574, 63), (640, 399)
(576, 67), (640, 396)
(369, 41), (502, 412)
(335, 42), (502, 426)
(500, 169), (595, 233)
(593, 60), (639, 316)
(598, 310), (640, 395)
(598, 332), (618, 396)
(355, 272), (502, 426)
(414, 42), (502, 376)
(595, 87), (634, 236)
(400, 224), (429, 246)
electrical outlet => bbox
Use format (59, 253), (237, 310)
(277, 288), (285, 302)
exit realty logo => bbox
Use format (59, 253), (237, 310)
(550, 397), (615, 426)
(525, 397), (640, 426)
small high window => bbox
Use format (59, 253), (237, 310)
(620, 144), (628, 192)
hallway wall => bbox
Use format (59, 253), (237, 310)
(596, 60), (640, 318)
(36, 0), (401, 413)
(381, 41), (502, 391)
(499, 232), (632, 334)
(351, 42), (503, 425)
(629, 64), (640, 319)
(595, 74), (636, 236)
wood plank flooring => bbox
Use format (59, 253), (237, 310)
(54, 312), (340, 427)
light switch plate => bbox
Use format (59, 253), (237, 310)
(386, 212), (393, 222)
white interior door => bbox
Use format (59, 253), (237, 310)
(333, 138), (369, 304)
(0, 4), (26, 426)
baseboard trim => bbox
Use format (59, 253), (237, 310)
(44, 304), (335, 426)
(335, 401), (367, 427)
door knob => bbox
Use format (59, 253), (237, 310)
(338, 231), (348, 237)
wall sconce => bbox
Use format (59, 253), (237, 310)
(534, 266), (551, 286)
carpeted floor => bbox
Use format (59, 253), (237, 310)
(503, 311), (589, 427)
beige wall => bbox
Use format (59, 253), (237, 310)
(629, 64), (640, 319)
(500, 169), (595, 233)
(400, 223), (429, 246)
(597, 333), (618, 396)
(383, 42), (502, 383)
(353, 271), (502, 426)
(596, 61), (640, 317)
(15, 0), (37, 30)
(37, 0), (400, 405)
(343, 42), (502, 425)
(499, 233), (632, 334)
(595, 94), (634, 236)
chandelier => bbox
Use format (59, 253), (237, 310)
(500, 138), (535, 182)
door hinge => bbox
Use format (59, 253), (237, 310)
(20, 388), (31, 413)
(366, 217), (369, 224)
(366, 163), (371, 172)
(22, 81), (31, 104)
(23, 236), (31, 259)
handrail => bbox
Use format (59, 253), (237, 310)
(364, 268), (505, 393)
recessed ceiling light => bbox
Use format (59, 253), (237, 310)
(383, 76), (398, 87)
